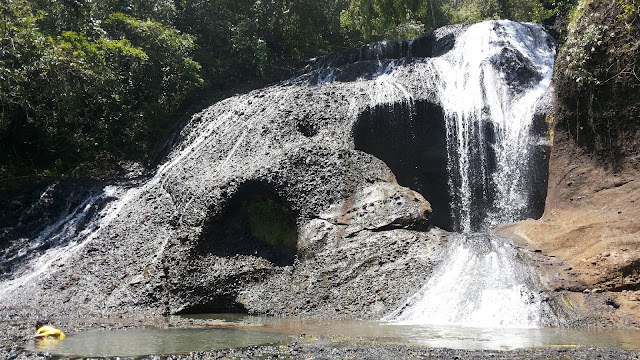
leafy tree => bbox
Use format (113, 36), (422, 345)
(440, 0), (501, 23)
(103, 13), (202, 111)
(1, 1), (202, 175)
(0, 0), (47, 164)
(255, 0), (347, 57)
(340, 0), (428, 41)
(35, 31), (152, 160)
(174, 0), (266, 86)
(30, 0), (96, 34)
(93, 0), (177, 25)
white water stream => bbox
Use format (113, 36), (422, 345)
(433, 21), (554, 232)
(386, 234), (552, 328)
(386, 21), (557, 328)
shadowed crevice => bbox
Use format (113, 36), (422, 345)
(353, 100), (452, 230)
(199, 181), (299, 267)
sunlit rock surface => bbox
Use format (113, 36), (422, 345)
(0, 20), (555, 321)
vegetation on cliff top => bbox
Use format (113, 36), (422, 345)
(554, 0), (640, 166)
(2, 0), (629, 183)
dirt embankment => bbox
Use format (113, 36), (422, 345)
(496, 129), (640, 327)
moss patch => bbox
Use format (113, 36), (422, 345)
(244, 195), (298, 253)
(198, 185), (299, 266)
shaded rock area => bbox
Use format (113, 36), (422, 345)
(354, 100), (451, 230)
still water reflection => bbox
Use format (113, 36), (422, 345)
(26, 314), (640, 358)
(189, 314), (640, 350)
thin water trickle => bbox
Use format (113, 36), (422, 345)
(0, 190), (109, 297)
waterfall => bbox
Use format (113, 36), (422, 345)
(0, 20), (557, 321)
(433, 21), (554, 232)
(385, 234), (553, 328)
(386, 21), (558, 328)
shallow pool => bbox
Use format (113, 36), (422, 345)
(25, 326), (291, 358)
(25, 314), (640, 358)
(189, 314), (640, 350)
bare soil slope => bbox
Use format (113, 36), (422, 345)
(496, 130), (640, 327)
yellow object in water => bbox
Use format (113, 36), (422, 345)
(34, 325), (66, 339)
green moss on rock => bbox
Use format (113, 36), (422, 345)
(245, 195), (298, 252)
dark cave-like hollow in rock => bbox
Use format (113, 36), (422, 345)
(354, 100), (453, 230)
(176, 293), (248, 315)
(354, 100), (551, 232)
(199, 181), (299, 267)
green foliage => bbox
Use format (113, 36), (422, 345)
(33, 31), (150, 159)
(339, 0), (570, 40)
(440, 0), (500, 24)
(340, 0), (428, 41)
(103, 13), (202, 110)
(564, 13), (608, 88)
(0, 0), (48, 165)
(30, 0), (95, 34)
(554, 0), (640, 162)
(245, 196), (298, 251)
(617, 0), (640, 30)
(94, 0), (177, 25)
(1, 0), (583, 178)
(546, 114), (555, 143)
(496, 0), (556, 22)
(0, 1), (201, 175)
(174, 0), (268, 86)
(0, 0), (44, 127)
(567, 0), (592, 31)
(439, 0), (569, 25)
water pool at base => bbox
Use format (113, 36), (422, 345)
(25, 326), (290, 358)
(26, 314), (640, 358)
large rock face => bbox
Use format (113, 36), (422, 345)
(0, 20), (554, 320)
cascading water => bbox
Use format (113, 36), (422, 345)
(0, 19), (558, 325)
(385, 233), (554, 328)
(386, 21), (558, 328)
(434, 21), (554, 232)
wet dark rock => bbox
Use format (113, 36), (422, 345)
(0, 178), (106, 276)
(489, 48), (542, 93)
(302, 24), (468, 85)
